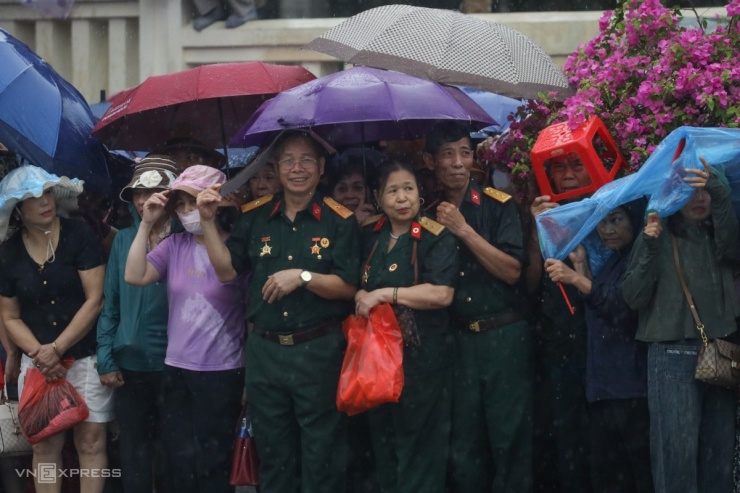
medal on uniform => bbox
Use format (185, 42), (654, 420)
(311, 237), (321, 257)
(320, 238), (330, 248)
(388, 263), (398, 272)
(260, 237), (272, 257)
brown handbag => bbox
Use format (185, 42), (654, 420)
(672, 236), (740, 388)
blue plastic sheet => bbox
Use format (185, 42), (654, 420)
(536, 127), (740, 273)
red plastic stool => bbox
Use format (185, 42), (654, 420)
(531, 116), (626, 202)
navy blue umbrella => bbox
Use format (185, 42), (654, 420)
(0, 29), (110, 194)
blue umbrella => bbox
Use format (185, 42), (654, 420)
(0, 29), (110, 194)
(89, 100), (112, 121)
(459, 87), (522, 138)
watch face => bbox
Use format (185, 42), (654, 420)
(301, 271), (311, 283)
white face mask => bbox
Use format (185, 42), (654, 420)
(177, 209), (203, 236)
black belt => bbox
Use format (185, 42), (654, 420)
(458, 311), (525, 333)
(253, 320), (339, 346)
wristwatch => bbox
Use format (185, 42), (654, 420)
(300, 270), (312, 287)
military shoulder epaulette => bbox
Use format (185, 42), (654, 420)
(483, 187), (512, 203)
(362, 214), (383, 227)
(241, 194), (274, 213)
(419, 216), (445, 236)
(323, 197), (354, 219)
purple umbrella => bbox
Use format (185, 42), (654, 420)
(230, 66), (495, 148)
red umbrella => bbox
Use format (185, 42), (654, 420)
(92, 62), (316, 152)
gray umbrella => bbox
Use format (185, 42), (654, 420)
(304, 5), (574, 100)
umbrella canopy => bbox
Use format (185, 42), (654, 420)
(304, 5), (574, 100)
(231, 66), (495, 148)
(92, 62), (316, 152)
(0, 29), (111, 194)
(459, 87), (522, 137)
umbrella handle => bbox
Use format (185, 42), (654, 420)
(558, 282), (575, 316)
(217, 98), (231, 177)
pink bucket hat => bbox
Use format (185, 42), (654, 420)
(170, 165), (226, 198)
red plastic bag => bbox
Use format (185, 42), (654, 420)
(337, 303), (404, 416)
(18, 360), (89, 444)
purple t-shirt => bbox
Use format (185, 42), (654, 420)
(147, 232), (247, 371)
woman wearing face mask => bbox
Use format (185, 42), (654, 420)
(125, 165), (248, 493)
(544, 201), (652, 493)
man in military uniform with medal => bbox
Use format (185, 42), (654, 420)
(197, 130), (360, 493)
(424, 121), (532, 493)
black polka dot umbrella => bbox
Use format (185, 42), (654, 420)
(304, 5), (574, 101)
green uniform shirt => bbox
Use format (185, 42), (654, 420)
(444, 182), (526, 321)
(360, 214), (458, 374)
(227, 192), (360, 332)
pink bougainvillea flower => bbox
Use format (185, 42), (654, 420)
(489, 0), (739, 198)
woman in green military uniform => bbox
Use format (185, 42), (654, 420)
(355, 158), (458, 493)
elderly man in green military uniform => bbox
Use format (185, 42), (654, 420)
(197, 130), (360, 493)
(424, 121), (532, 493)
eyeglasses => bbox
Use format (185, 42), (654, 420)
(277, 157), (319, 169)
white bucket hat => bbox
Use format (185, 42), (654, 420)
(0, 165), (84, 241)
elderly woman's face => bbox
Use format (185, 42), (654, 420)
(333, 172), (366, 212)
(378, 169), (420, 226)
(249, 166), (281, 199)
(19, 188), (56, 227)
(596, 207), (633, 251)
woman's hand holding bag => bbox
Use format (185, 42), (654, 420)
(337, 303), (404, 416)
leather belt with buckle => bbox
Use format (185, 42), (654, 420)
(459, 311), (525, 333)
(253, 320), (338, 346)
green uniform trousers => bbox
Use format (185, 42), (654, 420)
(368, 368), (451, 493)
(449, 321), (534, 493)
(245, 329), (347, 493)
